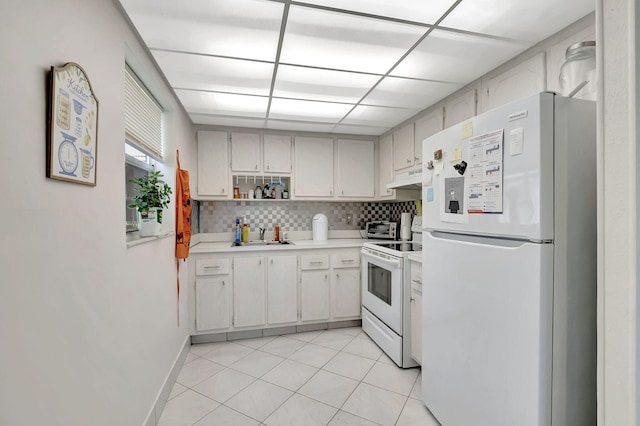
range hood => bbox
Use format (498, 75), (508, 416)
(386, 165), (423, 189)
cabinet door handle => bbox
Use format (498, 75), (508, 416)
(266, 165), (270, 170)
(412, 279), (422, 285)
(254, 164), (258, 170)
(414, 156), (419, 162)
(410, 297), (415, 302)
(336, 273), (340, 278)
(222, 188), (225, 194)
(259, 259), (262, 265)
(204, 265), (221, 269)
(341, 190), (344, 195)
(222, 281), (226, 286)
(406, 158), (411, 164)
(324, 274), (328, 280)
(270, 259), (273, 265)
(329, 190), (333, 196)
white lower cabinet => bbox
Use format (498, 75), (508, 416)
(267, 255), (298, 325)
(233, 256), (266, 328)
(331, 249), (361, 320)
(410, 259), (422, 365)
(332, 269), (361, 319)
(190, 247), (364, 335)
(300, 270), (330, 322)
(195, 277), (231, 331)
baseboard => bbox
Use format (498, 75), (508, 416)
(142, 335), (191, 426)
(192, 320), (363, 344)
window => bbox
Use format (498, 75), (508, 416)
(124, 66), (164, 233)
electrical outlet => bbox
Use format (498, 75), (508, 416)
(346, 213), (353, 225)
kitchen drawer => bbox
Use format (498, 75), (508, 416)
(300, 254), (329, 270)
(331, 251), (360, 269)
(195, 258), (230, 276)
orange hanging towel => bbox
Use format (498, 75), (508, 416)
(175, 150), (191, 326)
(175, 150), (191, 259)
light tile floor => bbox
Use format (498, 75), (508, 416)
(159, 327), (441, 426)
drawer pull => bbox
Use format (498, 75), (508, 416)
(310, 261), (324, 265)
(412, 279), (422, 285)
(340, 259), (355, 263)
(204, 266), (222, 270)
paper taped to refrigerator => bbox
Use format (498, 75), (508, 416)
(467, 129), (504, 214)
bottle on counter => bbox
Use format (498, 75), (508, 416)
(242, 223), (249, 243)
(234, 219), (241, 244)
(274, 223), (280, 242)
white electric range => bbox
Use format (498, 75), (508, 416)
(360, 217), (422, 368)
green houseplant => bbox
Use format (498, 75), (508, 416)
(128, 170), (172, 236)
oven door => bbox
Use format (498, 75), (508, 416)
(361, 249), (403, 335)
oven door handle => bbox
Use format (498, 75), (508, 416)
(361, 252), (401, 269)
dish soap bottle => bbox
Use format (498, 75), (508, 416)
(242, 223), (249, 243)
(234, 219), (241, 244)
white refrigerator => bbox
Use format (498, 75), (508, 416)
(421, 92), (596, 426)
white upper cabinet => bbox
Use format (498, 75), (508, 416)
(294, 137), (334, 197)
(414, 108), (444, 164)
(231, 132), (261, 172)
(393, 123), (415, 171)
(378, 134), (394, 199)
(197, 130), (230, 198)
(484, 52), (546, 111)
(263, 134), (292, 173)
(336, 139), (374, 198)
(444, 86), (477, 129)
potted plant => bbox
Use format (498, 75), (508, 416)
(128, 170), (172, 236)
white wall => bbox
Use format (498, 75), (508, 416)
(0, 1), (195, 425)
(597, 0), (638, 424)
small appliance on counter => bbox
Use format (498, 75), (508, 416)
(366, 221), (398, 240)
(400, 212), (412, 241)
(312, 213), (328, 241)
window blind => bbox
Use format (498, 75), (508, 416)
(125, 67), (163, 159)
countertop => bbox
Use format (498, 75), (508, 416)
(190, 238), (379, 254)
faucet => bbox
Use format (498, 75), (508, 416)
(259, 227), (266, 241)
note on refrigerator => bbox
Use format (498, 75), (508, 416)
(509, 127), (524, 156)
(467, 129), (504, 214)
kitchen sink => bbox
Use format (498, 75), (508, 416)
(231, 240), (294, 247)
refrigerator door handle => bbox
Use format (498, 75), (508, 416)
(430, 231), (543, 248)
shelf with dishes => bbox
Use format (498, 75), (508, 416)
(231, 175), (290, 200)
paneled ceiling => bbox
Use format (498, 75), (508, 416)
(119, 0), (594, 136)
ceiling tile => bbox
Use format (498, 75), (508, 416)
(332, 124), (391, 136)
(280, 6), (426, 74)
(293, 0), (457, 24)
(362, 77), (462, 108)
(152, 51), (273, 95)
(341, 105), (420, 127)
(265, 120), (336, 133)
(440, 0), (594, 42)
(175, 89), (268, 117)
(391, 29), (529, 82)
(269, 98), (352, 123)
(190, 114), (266, 128)
(273, 65), (380, 103)
(120, 0), (283, 60)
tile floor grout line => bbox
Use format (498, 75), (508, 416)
(164, 327), (432, 426)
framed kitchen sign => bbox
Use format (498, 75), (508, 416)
(47, 62), (99, 186)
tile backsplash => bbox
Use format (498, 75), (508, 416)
(196, 200), (417, 233)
